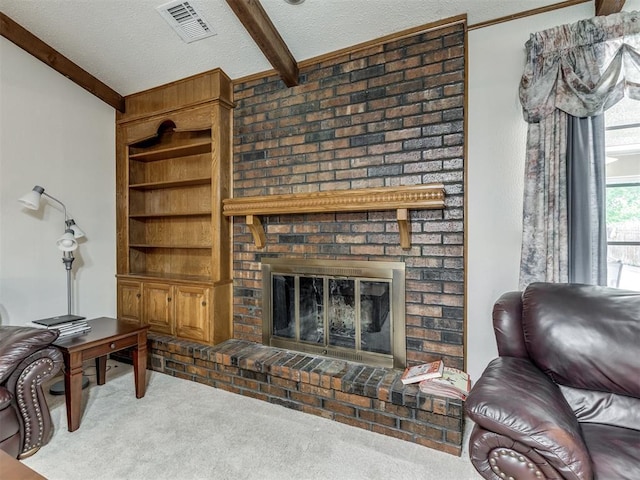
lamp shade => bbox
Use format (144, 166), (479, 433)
(56, 230), (78, 252)
(18, 186), (45, 210)
(67, 219), (86, 239)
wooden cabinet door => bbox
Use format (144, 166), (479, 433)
(174, 285), (211, 343)
(143, 282), (174, 335)
(117, 279), (142, 324)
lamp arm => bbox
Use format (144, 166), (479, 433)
(42, 191), (68, 220)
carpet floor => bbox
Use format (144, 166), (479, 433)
(22, 360), (481, 480)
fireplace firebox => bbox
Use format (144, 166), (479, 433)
(262, 258), (406, 368)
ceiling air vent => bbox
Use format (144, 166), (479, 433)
(156, 0), (216, 43)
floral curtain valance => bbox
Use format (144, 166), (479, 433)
(520, 11), (640, 122)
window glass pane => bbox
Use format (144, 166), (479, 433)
(605, 98), (640, 291)
(606, 185), (640, 243)
(607, 246), (640, 289)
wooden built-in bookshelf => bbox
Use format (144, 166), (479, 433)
(115, 69), (233, 345)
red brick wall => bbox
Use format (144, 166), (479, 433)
(231, 22), (465, 370)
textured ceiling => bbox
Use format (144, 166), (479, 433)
(1, 0), (571, 96)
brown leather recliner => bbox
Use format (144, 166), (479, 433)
(0, 326), (63, 458)
(465, 283), (640, 480)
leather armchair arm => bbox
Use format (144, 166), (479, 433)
(492, 291), (528, 358)
(5, 347), (63, 458)
(465, 357), (592, 480)
(468, 426), (566, 479)
(0, 327), (59, 383)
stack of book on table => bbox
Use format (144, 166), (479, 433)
(33, 314), (91, 338)
(400, 359), (471, 400)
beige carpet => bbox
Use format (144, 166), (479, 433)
(22, 360), (481, 480)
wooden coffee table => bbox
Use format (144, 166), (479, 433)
(53, 317), (149, 432)
(0, 449), (46, 479)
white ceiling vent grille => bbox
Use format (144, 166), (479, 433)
(156, 1), (216, 43)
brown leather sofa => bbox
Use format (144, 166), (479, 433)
(465, 283), (640, 480)
(0, 326), (62, 458)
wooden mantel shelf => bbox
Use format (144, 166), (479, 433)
(222, 183), (445, 249)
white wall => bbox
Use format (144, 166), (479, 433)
(0, 37), (116, 326)
(466, 1), (640, 382)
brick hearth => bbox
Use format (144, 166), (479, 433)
(148, 334), (464, 456)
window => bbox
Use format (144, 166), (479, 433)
(604, 98), (640, 291)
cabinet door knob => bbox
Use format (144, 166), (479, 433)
(136, 293), (141, 298)
(110, 343), (116, 349)
(167, 297), (172, 302)
(202, 301), (207, 306)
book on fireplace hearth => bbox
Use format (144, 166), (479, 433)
(400, 359), (444, 384)
(418, 366), (471, 400)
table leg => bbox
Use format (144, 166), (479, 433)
(64, 351), (84, 432)
(95, 356), (107, 385)
(133, 331), (147, 399)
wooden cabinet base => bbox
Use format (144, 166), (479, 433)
(116, 276), (231, 345)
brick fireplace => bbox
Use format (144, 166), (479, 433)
(232, 21), (465, 369)
(148, 19), (466, 456)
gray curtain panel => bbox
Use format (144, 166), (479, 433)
(567, 115), (607, 285)
(519, 110), (569, 287)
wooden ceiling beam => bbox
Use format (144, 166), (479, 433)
(0, 12), (125, 112)
(225, 0), (299, 87)
(595, 0), (626, 15)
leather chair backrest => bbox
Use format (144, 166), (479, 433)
(522, 283), (640, 400)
